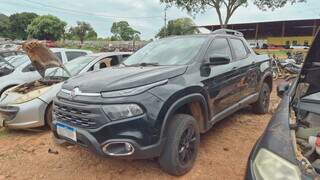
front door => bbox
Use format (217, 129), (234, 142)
(202, 37), (242, 118)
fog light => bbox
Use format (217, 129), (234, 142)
(102, 142), (135, 156)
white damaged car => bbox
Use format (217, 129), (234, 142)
(0, 48), (92, 96)
(0, 41), (131, 129)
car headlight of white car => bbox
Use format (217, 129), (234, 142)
(253, 148), (301, 180)
(13, 87), (51, 104)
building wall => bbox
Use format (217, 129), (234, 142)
(266, 36), (314, 46)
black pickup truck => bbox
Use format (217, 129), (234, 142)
(52, 29), (273, 176)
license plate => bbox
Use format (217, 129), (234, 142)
(56, 122), (77, 142)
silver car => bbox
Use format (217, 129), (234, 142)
(0, 50), (132, 129)
(0, 48), (92, 96)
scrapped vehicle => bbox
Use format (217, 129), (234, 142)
(0, 42), (131, 129)
(52, 29), (273, 176)
(245, 31), (320, 179)
(0, 43), (92, 96)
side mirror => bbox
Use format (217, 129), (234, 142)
(277, 82), (290, 98)
(208, 55), (230, 66)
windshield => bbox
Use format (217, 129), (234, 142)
(46, 55), (97, 78)
(0, 55), (29, 69)
(123, 36), (207, 66)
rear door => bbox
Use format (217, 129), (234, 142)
(229, 38), (259, 99)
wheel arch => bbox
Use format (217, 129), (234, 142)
(159, 92), (209, 140)
(261, 71), (273, 91)
(44, 101), (53, 127)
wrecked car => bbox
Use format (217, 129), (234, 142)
(246, 31), (320, 179)
(0, 41), (131, 129)
(0, 45), (91, 96)
(52, 29), (273, 175)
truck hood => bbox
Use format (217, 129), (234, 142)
(63, 65), (187, 93)
(298, 30), (320, 97)
(22, 41), (67, 77)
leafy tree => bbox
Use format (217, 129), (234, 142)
(156, 18), (199, 38)
(254, 0), (306, 10)
(85, 29), (98, 40)
(0, 14), (10, 38)
(111, 21), (140, 41)
(160, 0), (306, 27)
(72, 21), (93, 43)
(9, 12), (38, 40)
(27, 15), (66, 41)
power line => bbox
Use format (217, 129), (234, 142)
(23, 0), (163, 20)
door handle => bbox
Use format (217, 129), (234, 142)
(232, 66), (238, 70)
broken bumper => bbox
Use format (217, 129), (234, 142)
(1, 98), (47, 129)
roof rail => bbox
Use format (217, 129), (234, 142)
(212, 29), (244, 37)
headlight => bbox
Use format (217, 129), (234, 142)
(253, 148), (301, 180)
(14, 87), (51, 104)
(101, 79), (168, 98)
(102, 104), (143, 121)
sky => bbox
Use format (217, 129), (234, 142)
(0, 0), (319, 39)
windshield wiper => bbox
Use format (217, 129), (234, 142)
(139, 62), (159, 66)
(127, 62), (160, 67)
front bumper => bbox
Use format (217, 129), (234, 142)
(51, 92), (166, 159)
(0, 98), (47, 129)
(52, 120), (165, 159)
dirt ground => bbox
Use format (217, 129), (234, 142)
(0, 83), (282, 180)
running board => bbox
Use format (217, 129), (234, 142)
(209, 93), (259, 126)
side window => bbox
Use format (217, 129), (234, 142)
(122, 54), (131, 61)
(65, 51), (87, 61)
(230, 38), (249, 60)
(54, 52), (62, 62)
(90, 56), (120, 71)
(206, 38), (232, 60)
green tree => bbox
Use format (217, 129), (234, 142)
(0, 14), (10, 38)
(27, 15), (66, 41)
(160, 0), (306, 27)
(254, 0), (306, 10)
(72, 21), (93, 43)
(156, 18), (199, 38)
(111, 21), (140, 41)
(9, 12), (38, 40)
(85, 29), (98, 40)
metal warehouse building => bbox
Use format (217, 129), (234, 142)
(200, 18), (320, 47)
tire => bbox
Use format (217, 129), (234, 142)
(159, 114), (200, 176)
(252, 83), (271, 114)
(45, 104), (53, 129)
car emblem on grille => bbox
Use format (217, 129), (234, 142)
(70, 87), (81, 99)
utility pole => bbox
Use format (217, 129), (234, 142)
(164, 7), (168, 37)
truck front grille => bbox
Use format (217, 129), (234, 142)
(54, 104), (98, 128)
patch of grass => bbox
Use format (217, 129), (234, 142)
(0, 128), (9, 138)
